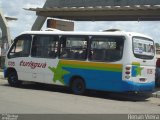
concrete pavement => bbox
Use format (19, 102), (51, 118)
(0, 71), (159, 98)
(0, 78), (160, 114)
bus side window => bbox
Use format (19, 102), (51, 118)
(8, 35), (32, 58)
(31, 35), (58, 58)
(90, 36), (124, 62)
(59, 36), (88, 60)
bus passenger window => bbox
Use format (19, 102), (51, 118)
(133, 37), (155, 59)
(90, 36), (124, 62)
(31, 35), (58, 58)
(60, 36), (88, 60)
(8, 35), (31, 58)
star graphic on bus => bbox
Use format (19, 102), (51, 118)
(135, 67), (143, 76)
(131, 62), (143, 77)
(48, 63), (70, 84)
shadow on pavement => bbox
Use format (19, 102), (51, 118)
(2, 82), (151, 102)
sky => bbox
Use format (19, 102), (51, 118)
(1, 0), (160, 43)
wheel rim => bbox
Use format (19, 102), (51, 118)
(9, 72), (17, 84)
(75, 83), (82, 92)
(72, 79), (85, 94)
(10, 75), (16, 82)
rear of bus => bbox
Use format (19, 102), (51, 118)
(123, 34), (156, 92)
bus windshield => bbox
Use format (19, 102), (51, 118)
(133, 37), (154, 59)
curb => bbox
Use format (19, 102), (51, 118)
(152, 92), (160, 98)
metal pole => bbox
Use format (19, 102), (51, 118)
(0, 10), (11, 68)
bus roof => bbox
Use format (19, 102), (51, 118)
(20, 30), (153, 40)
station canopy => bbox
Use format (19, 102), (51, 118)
(26, 5), (160, 21)
(5, 17), (17, 21)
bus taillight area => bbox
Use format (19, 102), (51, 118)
(124, 65), (132, 80)
(122, 65), (155, 92)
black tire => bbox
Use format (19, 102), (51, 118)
(71, 78), (85, 95)
(8, 71), (22, 87)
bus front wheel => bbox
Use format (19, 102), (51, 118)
(8, 71), (22, 87)
(71, 77), (86, 95)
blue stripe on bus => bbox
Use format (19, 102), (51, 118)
(63, 67), (155, 92)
